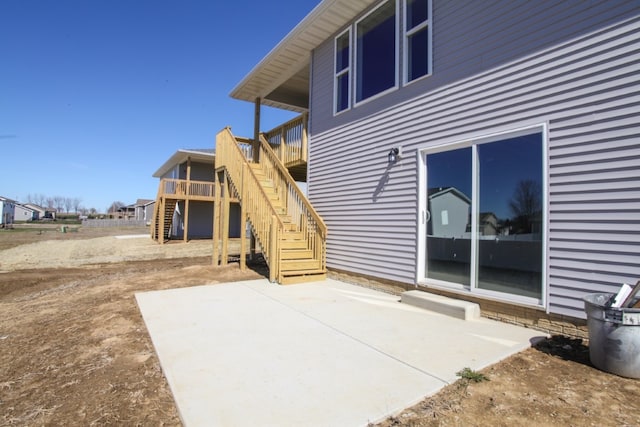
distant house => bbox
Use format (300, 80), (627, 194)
(14, 204), (37, 222)
(151, 148), (241, 242)
(428, 187), (470, 238)
(23, 203), (42, 220)
(114, 204), (136, 220)
(0, 196), (16, 226)
(222, 0), (640, 329)
(135, 199), (155, 223)
(477, 213), (499, 237)
(24, 203), (56, 220)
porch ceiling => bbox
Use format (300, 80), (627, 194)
(229, 0), (377, 112)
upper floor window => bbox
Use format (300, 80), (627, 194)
(355, 0), (398, 104)
(334, 29), (351, 114)
(404, 0), (431, 83)
(333, 0), (432, 115)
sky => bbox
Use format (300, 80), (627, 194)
(427, 133), (542, 220)
(0, 0), (319, 212)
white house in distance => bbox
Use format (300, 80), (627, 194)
(23, 203), (56, 220)
(14, 204), (37, 222)
(0, 196), (16, 226)
(218, 0), (640, 336)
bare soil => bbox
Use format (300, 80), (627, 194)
(1, 225), (639, 426)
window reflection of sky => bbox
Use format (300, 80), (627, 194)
(478, 134), (542, 220)
(427, 147), (472, 199)
(427, 134), (542, 220)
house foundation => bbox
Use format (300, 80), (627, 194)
(328, 268), (589, 341)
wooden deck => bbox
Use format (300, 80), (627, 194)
(150, 178), (238, 243)
(157, 178), (216, 202)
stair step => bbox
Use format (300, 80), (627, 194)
(280, 272), (327, 285)
(281, 231), (305, 240)
(281, 240), (308, 250)
(401, 290), (481, 321)
(281, 259), (321, 271)
(281, 249), (313, 260)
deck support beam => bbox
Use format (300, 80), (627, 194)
(253, 97), (261, 162)
(250, 97), (261, 260)
(184, 157), (191, 243)
(239, 164), (248, 270)
(220, 171), (230, 266)
(212, 170), (221, 266)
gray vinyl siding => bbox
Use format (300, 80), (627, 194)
(179, 162), (214, 182)
(312, 0), (640, 134)
(308, 1), (640, 319)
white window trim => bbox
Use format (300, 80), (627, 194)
(403, 0), (432, 86)
(416, 123), (549, 309)
(333, 27), (352, 116)
(353, 0), (400, 108)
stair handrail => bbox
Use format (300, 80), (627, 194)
(216, 127), (285, 278)
(256, 133), (327, 274)
(258, 134), (327, 239)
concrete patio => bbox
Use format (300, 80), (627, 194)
(136, 278), (545, 426)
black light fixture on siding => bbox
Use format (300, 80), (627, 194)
(388, 147), (401, 165)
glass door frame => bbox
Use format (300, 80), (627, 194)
(416, 124), (549, 309)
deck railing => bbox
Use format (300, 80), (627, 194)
(264, 112), (308, 167)
(158, 178), (216, 200)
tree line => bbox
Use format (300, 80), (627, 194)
(23, 195), (131, 216)
(24, 194), (98, 215)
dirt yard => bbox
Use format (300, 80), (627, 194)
(1, 225), (639, 426)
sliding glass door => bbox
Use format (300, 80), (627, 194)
(425, 147), (472, 286)
(422, 129), (545, 303)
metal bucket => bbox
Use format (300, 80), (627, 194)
(583, 293), (640, 379)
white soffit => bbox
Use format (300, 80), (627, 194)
(152, 149), (215, 178)
(229, 0), (376, 110)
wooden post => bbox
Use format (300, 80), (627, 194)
(239, 164), (247, 270)
(279, 128), (285, 163)
(301, 112), (308, 163)
(253, 97), (261, 163)
(250, 97), (261, 259)
(212, 171), (221, 266)
(269, 217), (277, 283)
(159, 197), (165, 245)
(221, 172), (230, 266)
(184, 157), (191, 242)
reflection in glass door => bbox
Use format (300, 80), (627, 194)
(476, 134), (543, 299)
(423, 129), (544, 302)
(425, 147), (472, 286)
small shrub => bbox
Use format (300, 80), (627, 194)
(456, 367), (489, 383)
(456, 367), (489, 393)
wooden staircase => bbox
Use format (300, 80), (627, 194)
(150, 198), (177, 242)
(215, 126), (327, 284)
